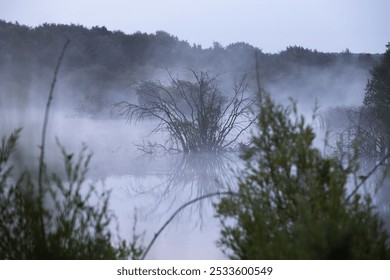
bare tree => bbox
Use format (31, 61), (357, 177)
(115, 71), (256, 153)
(320, 106), (390, 170)
(115, 70), (258, 153)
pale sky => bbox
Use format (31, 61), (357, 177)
(0, 0), (389, 53)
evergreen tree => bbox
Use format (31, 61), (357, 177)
(364, 43), (390, 138)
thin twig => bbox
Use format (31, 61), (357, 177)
(140, 191), (236, 259)
(37, 39), (70, 249)
(345, 153), (390, 202)
(38, 39), (70, 187)
(255, 49), (263, 102)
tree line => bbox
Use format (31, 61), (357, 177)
(0, 20), (381, 116)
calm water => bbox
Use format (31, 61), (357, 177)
(4, 100), (388, 259)
(3, 109), (238, 259)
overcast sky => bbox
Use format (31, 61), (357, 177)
(0, 0), (389, 53)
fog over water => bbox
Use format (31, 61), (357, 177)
(8, 119), (236, 258)
(1, 19), (387, 258)
(2, 97), (239, 258)
(1, 68), (371, 259)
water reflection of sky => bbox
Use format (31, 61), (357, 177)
(104, 153), (240, 259)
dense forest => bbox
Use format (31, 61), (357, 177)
(0, 20), (381, 117)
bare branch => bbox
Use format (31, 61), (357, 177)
(114, 70), (257, 154)
(38, 39), (70, 254)
(140, 191), (236, 259)
(345, 153), (390, 202)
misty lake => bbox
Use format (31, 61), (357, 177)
(3, 108), (242, 259)
(1, 5), (389, 262)
(3, 75), (390, 260)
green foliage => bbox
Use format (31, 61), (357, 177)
(0, 130), (143, 259)
(215, 94), (390, 259)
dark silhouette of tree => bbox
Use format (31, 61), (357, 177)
(364, 43), (390, 144)
(320, 106), (386, 162)
(320, 44), (390, 174)
(115, 71), (258, 153)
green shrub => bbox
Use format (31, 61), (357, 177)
(215, 94), (390, 259)
(0, 129), (143, 259)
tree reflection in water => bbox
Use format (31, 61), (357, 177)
(125, 152), (239, 226)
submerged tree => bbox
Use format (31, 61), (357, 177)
(215, 94), (390, 259)
(319, 44), (390, 188)
(320, 106), (386, 163)
(115, 70), (257, 153)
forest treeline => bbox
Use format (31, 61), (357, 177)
(0, 20), (381, 115)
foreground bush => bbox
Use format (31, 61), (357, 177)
(215, 94), (390, 259)
(0, 129), (143, 259)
